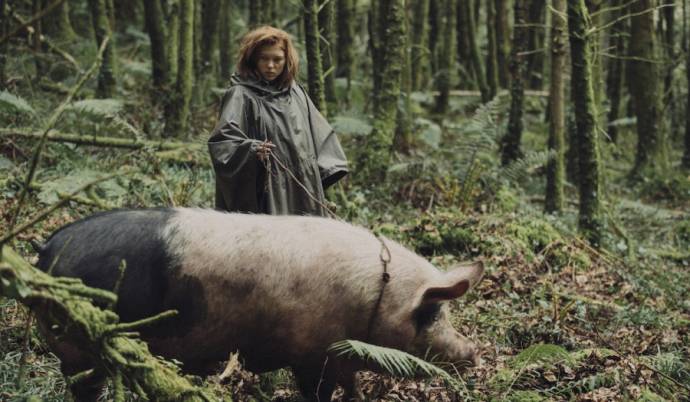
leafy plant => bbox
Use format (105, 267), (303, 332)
(328, 340), (464, 391)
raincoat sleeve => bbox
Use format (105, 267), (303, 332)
(299, 86), (349, 189)
(207, 87), (264, 211)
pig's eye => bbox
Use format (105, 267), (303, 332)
(414, 303), (442, 331)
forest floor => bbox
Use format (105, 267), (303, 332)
(1, 82), (689, 401)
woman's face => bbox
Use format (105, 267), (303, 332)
(255, 43), (286, 82)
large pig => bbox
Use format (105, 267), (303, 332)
(36, 208), (483, 401)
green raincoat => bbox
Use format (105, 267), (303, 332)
(208, 74), (348, 216)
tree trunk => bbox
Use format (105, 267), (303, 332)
(219, 0), (234, 82)
(661, 0), (677, 137)
(568, 0), (602, 246)
(486, 0), (499, 100)
(495, 0), (511, 88)
(394, 0), (413, 154)
(143, 0), (169, 90)
(336, 0), (355, 100)
(435, 0), (455, 114)
(1, 0), (8, 85)
(604, 0), (627, 143)
(201, 0), (221, 77)
(164, 0), (194, 138)
(88, 0), (117, 98)
(455, 0), (472, 87)
(545, 0), (566, 214)
(304, 0), (327, 116)
(319, 0), (337, 106)
(684, 1), (690, 168)
(32, 0), (44, 77)
(501, 0), (527, 165)
(249, 1), (260, 27)
(464, 0), (490, 102)
(43, 1), (76, 43)
(526, 0), (545, 90)
(164, 0), (179, 83)
(363, 0), (405, 179)
(410, 0), (429, 91)
(629, 0), (666, 175)
(428, 0), (440, 76)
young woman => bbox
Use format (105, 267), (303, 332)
(208, 26), (348, 216)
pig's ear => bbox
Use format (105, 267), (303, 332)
(421, 261), (484, 304)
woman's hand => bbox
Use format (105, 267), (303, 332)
(256, 140), (276, 162)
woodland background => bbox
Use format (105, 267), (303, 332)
(0, 0), (689, 401)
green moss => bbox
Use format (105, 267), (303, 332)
(495, 187), (520, 212)
(406, 210), (481, 257)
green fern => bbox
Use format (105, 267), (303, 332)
(0, 90), (36, 116)
(511, 344), (572, 368)
(499, 150), (556, 183)
(65, 98), (141, 138)
(332, 115), (373, 136)
(328, 340), (463, 390)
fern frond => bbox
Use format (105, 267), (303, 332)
(0, 91), (36, 116)
(332, 115), (373, 136)
(511, 343), (573, 368)
(328, 340), (463, 390)
(499, 150), (556, 183)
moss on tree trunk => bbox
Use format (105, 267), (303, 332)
(495, 0), (511, 88)
(88, 0), (117, 98)
(604, 0), (627, 143)
(568, 0), (603, 246)
(164, 0), (194, 138)
(304, 0), (327, 116)
(434, 0), (455, 114)
(143, 0), (169, 90)
(485, 0), (499, 100)
(336, 0), (356, 101)
(319, 0), (337, 107)
(545, 0), (566, 214)
(363, 0), (405, 180)
(501, 0), (527, 165)
(628, 0), (666, 175)
(410, 0), (429, 91)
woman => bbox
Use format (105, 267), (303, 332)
(208, 26), (348, 216)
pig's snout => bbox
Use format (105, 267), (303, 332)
(436, 332), (480, 368)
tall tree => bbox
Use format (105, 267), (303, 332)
(435, 0), (455, 114)
(304, 0), (327, 115)
(336, 0), (356, 101)
(319, 0), (337, 106)
(568, 0), (602, 245)
(428, 0), (440, 75)
(164, 0), (194, 138)
(661, 0), (677, 134)
(455, 0), (471, 83)
(545, 0), (566, 214)
(164, 1), (179, 82)
(364, 0), (405, 179)
(249, 1), (260, 27)
(201, 0), (221, 77)
(501, 0), (528, 165)
(605, 0), (627, 143)
(88, 0), (117, 98)
(219, 0), (235, 82)
(143, 0), (169, 90)
(0, 0), (7, 86)
(461, 0), (490, 101)
(410, 0), (429, 91)
(486, 0), (499, 100)
(629, 0), (666, 175)
(495, 0), (511, 88)
(43, 1), (75, 43)
(526, 0), (545, 89)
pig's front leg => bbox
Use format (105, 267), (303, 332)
(293, 364), (337, 402)
(339, 371), (365, 402)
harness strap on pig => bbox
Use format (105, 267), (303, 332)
(366, 236), (392, 341)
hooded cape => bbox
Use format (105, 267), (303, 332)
(208, 74), (348, 216)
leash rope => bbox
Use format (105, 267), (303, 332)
(261, 149), (392, 340)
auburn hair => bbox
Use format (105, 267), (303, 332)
(236, 26), (299, 89)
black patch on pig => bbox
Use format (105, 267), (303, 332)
(413, 303), (442, 332)
(37, 208), (205, 334)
